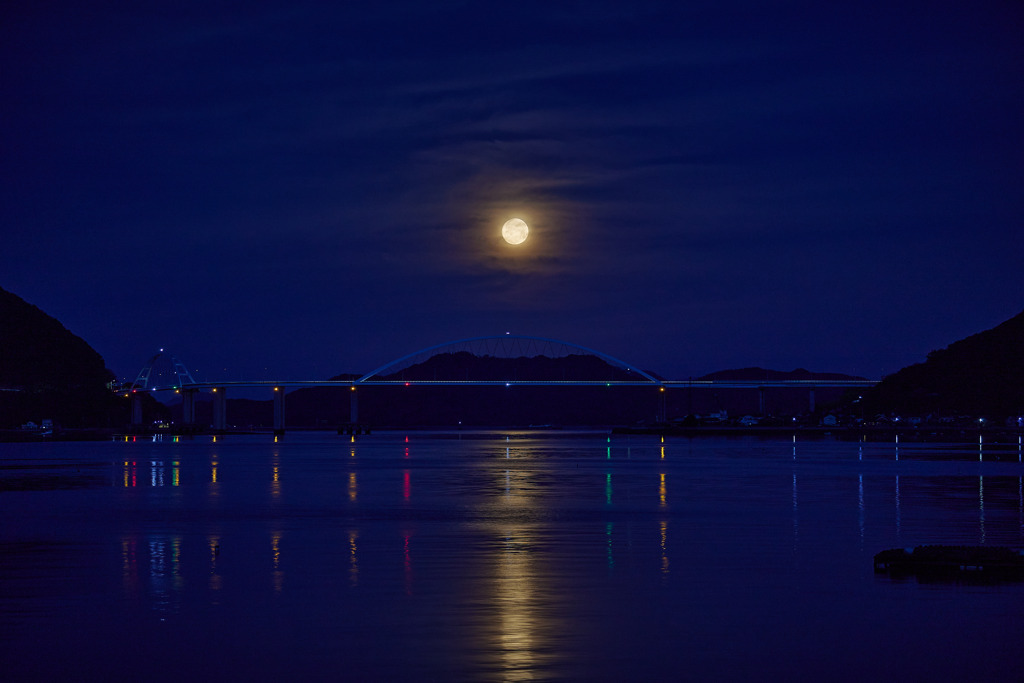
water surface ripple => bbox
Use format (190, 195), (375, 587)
(2, 432), (1022, 681)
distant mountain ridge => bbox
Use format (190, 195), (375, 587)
(366, 355), (867, 384)
(224, 355), (862, 427)
(5, 283), (1020, 428)
(332, 350), (651, 383)
(699, 367), (867, 382)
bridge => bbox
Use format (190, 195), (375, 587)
(121, 335), (877, 433)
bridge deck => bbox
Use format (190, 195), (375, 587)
(129, 379), (877, 391)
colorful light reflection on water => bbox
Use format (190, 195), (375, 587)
(2, 431), (1023, 681)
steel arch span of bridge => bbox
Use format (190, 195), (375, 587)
(120, 334), (877, 433)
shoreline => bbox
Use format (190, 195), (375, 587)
(3, 424), (1023, 444)
(612, 424), (1024, 442)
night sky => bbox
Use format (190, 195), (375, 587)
(3, 2), (1021, 385)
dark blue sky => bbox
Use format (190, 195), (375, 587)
(3, 1), (1021, 383)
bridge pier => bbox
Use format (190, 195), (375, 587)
(182, 388), (198, 428)
(338, 423), (372, 435)
(809, 388), (815, 414)
(212, 387), (227, 431)
(130, 392), (143, 428)
(273, 387), (286, 435)
(336, 387), (371, 435)
(759, 387), (766, 417)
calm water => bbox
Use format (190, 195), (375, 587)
(2, 431), (1023, 681)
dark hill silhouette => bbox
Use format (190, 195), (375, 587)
(0, 286), (111, 393)
(0, 286), (132, 427)
(862, 309), (1024, 418)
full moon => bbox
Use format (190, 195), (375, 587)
(501, 218), (529, 245)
